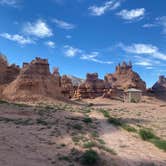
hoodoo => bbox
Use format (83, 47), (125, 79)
(104, 62), (146, 91)
(0, 55), (20, 85)
(3, 57), (62, 101)
(74, 73), (106, 98)
(152, 75), (166, 93)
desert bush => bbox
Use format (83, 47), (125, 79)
(151, 139), (166, 151)
(36, 118), (48, 126)
(81, 150), (99, 165)
(0, 100), (9, 104)
(83, 117), (92, 123)
(107, 117), (122, 126)
(139, 128), (166, 151)
(122, 124), (137, 132)
(139, 129), (158, 140)
(99, 109), (110, 118)
(72, 124), (83, 130)
(83, 141), (96, 148)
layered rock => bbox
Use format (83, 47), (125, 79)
(52, 67), (61, 86)
(3, 57), (62, 101)
(61, 75), (74, 98)
(152, 75), (166, 93)
(0, 55), (20, 85)
(105, 62), (146, 91)
(75, 73), (106, 98)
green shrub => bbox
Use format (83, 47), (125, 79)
(72, 124), (83, 130)
(81, 150), (99, 165)
(36, 119), (48, 126)
(83, 117), (92, 123)
(91, 131), (99, 138)
(97, 139), (105, 145)
(83, 141), (96, 148)
(100, 110), (110, 118)
(139, 128), (166, 151)
(97, 144), (116, 155)
(0, 100), (9, 104)
(139, 129), (158, 141)
(151, 139), (166, 151)
(122, 124), (137, 132)
(107, 117), (122, 126)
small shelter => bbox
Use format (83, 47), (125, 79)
(124, 88), (142, 103)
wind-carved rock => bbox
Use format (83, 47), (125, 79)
(152, 75), (166, 93)
(74, 73), (106, 98)
(53, 67), (61, 86)
(61, 75), (74, 98)
(105, 61), (146, 91)
(0, 55), (20, 85)
(3, 57), (62, 101)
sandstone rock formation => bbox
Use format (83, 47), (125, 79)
(74, 73), (106, 98)
(152, 75), (166, 93)
(61, 75), (74, 98)
(52, 67), (61, 86)
(0, 55), (20, 85)
(104, 62), (146, 91)
(3, 57), (62, 101)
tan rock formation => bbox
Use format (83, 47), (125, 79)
(152, 75), (166, 93)
(3, 57), (62, 101)
(61, 75), (74, 98)
(0, 55), (20, 85)
(105, 62), (146, 91)
(75, 73), (106, 98)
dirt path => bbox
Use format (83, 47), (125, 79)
(98, 115), (166, 166)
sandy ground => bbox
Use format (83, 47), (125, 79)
(0, 96), (166, 166)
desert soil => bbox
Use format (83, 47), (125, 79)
(0, 96), (166, 166)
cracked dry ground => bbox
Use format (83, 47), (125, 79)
(0, 98), (166, 166)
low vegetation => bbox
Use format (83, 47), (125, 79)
(139, 128), (166, 151)
(81, 150), (99, 165)
(99, 109), (138, 133)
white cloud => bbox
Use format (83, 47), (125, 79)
(146, 66), (153, 70)
(81, 52), (112, 64)
(89, 0), (122, 16)
(52, 19), (75, 30)
(142, 23), (156, 28)
(0, 0), (18, 6)
(45, 41), (55, 48)
(23, 19), (53, 38)
(135, 61), (152, 66)
(63, 46), (112, 64)
(142, 16), (166, 35)
(0, 33), (34, 45)
(119, 43), (166, 61)
(156, 16), (166, 34)
(66, 35), (72, 39)
(81, 52), (99, 60)
(64, 45), (82, 57)
(117, 8), (145, 21)
(121, 43), (157, 54)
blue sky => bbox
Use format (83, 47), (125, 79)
(0, 0), (166, 87)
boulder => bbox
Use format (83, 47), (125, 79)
(105, 62), (146, 91)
